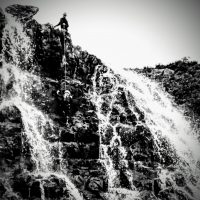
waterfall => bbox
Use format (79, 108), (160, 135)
(116, 69), (200, 198)
(90, 66), (200, 199)
(0, 17), (83, 200)
(1, 12), (200, 200)
(90, 67), (141, 199)
(116, 69), (200, 167)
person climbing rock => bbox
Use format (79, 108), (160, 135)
(108, 138), (122, 170)
(63, 89), (72, 101)
(54, 12), (69, 53)
(63, 89), (73, 123)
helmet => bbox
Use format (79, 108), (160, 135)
(63, 90), (71, 100)
(63, 12), (67, 16)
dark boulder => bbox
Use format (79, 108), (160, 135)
(0, 7), (6, 27)
(0, 180), (6, 198)
(174, 173), (186, 187)
(0, 7), (6, 54)
(43, 175), (67, 199)
(5, 4), (39, 22)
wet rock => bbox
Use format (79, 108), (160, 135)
(43, 176), (66, 199)
(0, 123), (22, 169)
(0, 180), (6, 198)
(137, 60), (200, 125)
(0, 7), (6, 53)
(67, 159), (104, 172)
(158, 188), (193, 200)
(158, 187), (176, 200)
(165, 177), (173, 187)
(62, 142), (79, 159)
(175, 189), (193, 200)
(86, 176), (106, 193)
(142, 167), (157, 179)
(62, 142), (99, 159)
(141, 191), (158, 200)
(101, 125), (114, 145)
(184, 186), (194, 198)
(73, 174), (85, 189)
(76, 131), (99, 144)
(5, 4), (39, 22)
(1, 3), (200, 199)
(1, 192), (21, 200)
(153, 178), (162, 196)
(30, 180), (41, 199)
(162, 68), (174, 77)
(189, 175), (198, 186)
(0, 106), (22, 124)
(60, 129), (75, 142)
(0, 7), (6, 23)
(119, 170), (132, 189)
(174, 173), (186, 187)
(117, 126), (137, 147)
(12, 173), (69, 200)
(12, 173), (33, 199)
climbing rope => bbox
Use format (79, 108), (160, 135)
(61, 28), (67, 92)
(61, 29), (71, 124)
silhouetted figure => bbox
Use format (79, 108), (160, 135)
(54, 12), (69, 31)
(54, 12), (69, 53)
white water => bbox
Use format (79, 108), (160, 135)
(90, 68), (141, 199)
(90, 66), (200, 199)
(0, 17), (83, 200)
(117, 69), (200, 167)
(1, 14), (200, 200)
(117, 69), (200, 199)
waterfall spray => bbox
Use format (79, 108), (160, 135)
(90, 65), (200, 199)
(90, 67), (141, 199)
(1, 10), (200, 200)
(0, 16), (83, 200)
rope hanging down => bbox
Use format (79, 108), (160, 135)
(61, 28), (67, 92)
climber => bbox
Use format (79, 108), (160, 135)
(54, 12), (69, 53)
(109, 138), (122, 170)
(54, 12), (69, 31)
(63, 89), (72, 101)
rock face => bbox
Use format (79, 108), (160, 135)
(5, 4), (39, 22)
(131, 59), (200, 126)
(0, 7), (6, 25)
(0, 7), (6, 54)
(0, 5), (200, 200)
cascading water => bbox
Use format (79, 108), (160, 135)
(117, 69), (200, 165)
(90, 67), (141, 199)
(1, 11), (200, 200)
(90, 65), (200, 199)
(117, 69), (200, 198)
(0, 16), (83, 200)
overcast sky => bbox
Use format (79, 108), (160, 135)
(1, 0), (200, 69)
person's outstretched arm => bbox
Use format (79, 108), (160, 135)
(54, 19), (61, 28)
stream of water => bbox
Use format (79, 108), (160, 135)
(90, 66), (200, 199)
(0, 17), (83, 200)
(1, 15), (200, 200)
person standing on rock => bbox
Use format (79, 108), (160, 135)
(54, 12), (69, 54)
(54, 12), (69, 31)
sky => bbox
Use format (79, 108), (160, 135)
(1, 0), (200, 69)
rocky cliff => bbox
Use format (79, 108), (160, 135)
(0, 4), (200, 200)
(129, 58), (200, 126)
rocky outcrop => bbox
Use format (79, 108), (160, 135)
(0, 7), (6, 55)
(0, 4), (199, 200)
(130, 59), (200, 126)
(0, 7), (6, 26)
(5, 4), (39, 22)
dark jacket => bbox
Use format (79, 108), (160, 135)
(55, 17), (69, 30)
